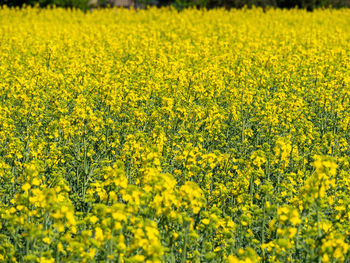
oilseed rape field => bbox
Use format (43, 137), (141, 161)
(1, 6), (350, 263)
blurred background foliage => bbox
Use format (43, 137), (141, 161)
(1, 0), (350, 10)
(1, 0), (90, 9)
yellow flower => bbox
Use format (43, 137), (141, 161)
(22, 183), (31, 194)
(57, 242), (64, 253)
(202, 218), (210, 225)
(89, 215), (99, 224)
(129, 255), (145, 262)
(42, 237), (51, 244)
(95, 227), (104, 243)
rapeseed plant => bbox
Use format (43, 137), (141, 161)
(0, 5), (350, 262)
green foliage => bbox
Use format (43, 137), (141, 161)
(172, 0), (207, 9)
(1, 0), (89, 9)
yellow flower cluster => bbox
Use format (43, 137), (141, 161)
(1, 5), (350, 262)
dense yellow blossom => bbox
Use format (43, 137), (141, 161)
(0, 5), (350, 262)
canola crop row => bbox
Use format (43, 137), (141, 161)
(1, 6), (350, 262)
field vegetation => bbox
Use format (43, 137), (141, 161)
(1, 6), (350, 262)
